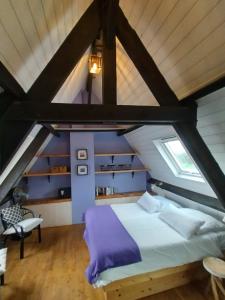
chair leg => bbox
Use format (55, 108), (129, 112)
(20, 238), (24, 259)
(211, 275), (219, 300)
(215, 277), (225, 297)
(3, 236), (8, 244)
(38, 225), (41, 243)
(0, 274), (4, 286)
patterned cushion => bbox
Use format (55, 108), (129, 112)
(1, 204), (23, 228)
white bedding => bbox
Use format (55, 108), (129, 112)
(94, 203), (225, 287)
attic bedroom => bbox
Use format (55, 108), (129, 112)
(0, 1), (225, 300)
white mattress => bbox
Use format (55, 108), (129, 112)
(94, 203), (225, 287)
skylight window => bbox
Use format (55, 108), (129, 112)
(153, 137), (204, 182)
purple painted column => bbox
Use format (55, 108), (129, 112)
(70, 133), (95, 224)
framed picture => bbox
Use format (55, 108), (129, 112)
(77, 149), (88, 160)
(77, 165), (88, 176)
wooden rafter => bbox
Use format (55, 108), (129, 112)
(0, 0), (100, 174)
(4, 102), (196, 125)
(27, 1), (101, 103)
(102, 0), (118, 105)
(0, 127), (49, 203)
(0, 61), (25, 98)
(116, 5), (225, 206)
(116, 7), (177, 106)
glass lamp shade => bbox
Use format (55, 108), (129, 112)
(89, 54), (102, 74)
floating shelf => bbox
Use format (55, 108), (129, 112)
(23, 172), (71, 177)
(95, 168), (148, 178)
(95, 152), (138, 157)
(96, 191), (144, 200)
(37, 153), (70, 158)
(95, 168), (148, 174)
(95, 152), (138, 163)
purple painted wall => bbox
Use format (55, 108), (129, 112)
(24, 132), (147, 218)
(94, 132), (146, 193)
(70, 132), (95, 224)
(24, 133), (70, 199)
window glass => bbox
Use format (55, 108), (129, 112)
(164, 139), (200, 175)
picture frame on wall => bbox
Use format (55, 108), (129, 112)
(77, 165), (88, 176)
(76, 149), (88, 160)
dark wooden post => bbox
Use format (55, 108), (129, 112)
(101, 0), (118, 105)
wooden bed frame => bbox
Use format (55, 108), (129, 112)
(102, 261), (207, 300)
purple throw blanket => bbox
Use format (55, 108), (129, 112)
(83, 205), (141, 284)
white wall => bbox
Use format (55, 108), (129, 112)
(197, 87), (225, 175)
(25, 202), (72, 228)
(125, 87), (225, 198)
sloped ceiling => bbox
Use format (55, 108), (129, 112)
(1, 0), (225, 105)
(0, 0), (92, 102)
(125, 87), (225, 198)
(125, 125), (216, 197)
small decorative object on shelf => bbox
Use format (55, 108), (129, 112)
(77, 149), (88, 160)
(50, 166), (68, 173)
(77, 165), (88, 176)
(95, 186), (115, 196)
(99, 164), (132, 172)
(58, 187), (71, 199)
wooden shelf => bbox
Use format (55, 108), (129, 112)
(37, 153), (70, 158)
(23, 172), (71, 177)
(96, 191), (144, 200)
(95, 152), (138, 157)
(95, 168), (148, 174)
(23, 197), (71, 205)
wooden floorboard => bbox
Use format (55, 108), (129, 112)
(1, 225), (213, 300)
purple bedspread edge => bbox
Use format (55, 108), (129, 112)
(83, 205), (141, 284)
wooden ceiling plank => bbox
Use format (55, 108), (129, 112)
(27, 0), (101, 103)
(181, 75), (225, 104)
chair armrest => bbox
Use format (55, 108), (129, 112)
(20, 207), (41, 218)
(20, 207), (35, 218)
(3, 222), (24, 237)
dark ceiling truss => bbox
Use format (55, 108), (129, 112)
(101, 0), (118, 105)
(3, 103), (196, 125)
(115, 6), (225, 206)
(0, 62), (34, 174)
(41, 124), (60, 137)
(0, 61), (25, 99)
(0, 0), (225, 206)
(0, 127), (50, 203)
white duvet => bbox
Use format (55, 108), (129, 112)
(94, 203), (225, 287)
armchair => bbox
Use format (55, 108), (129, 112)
(1, 203), (43, 259)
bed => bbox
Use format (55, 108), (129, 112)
(84, 195), (225, 300)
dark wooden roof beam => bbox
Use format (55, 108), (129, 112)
(4, 102), (196, 125)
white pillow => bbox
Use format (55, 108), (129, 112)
(181, 208), (225, 235)
(154, 195), (181, 209)
(137, 192), (161, 213)
(159, 208), (205, 239)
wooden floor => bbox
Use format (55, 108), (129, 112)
(1, 225), (213, 300)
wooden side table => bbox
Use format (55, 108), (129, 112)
(203, 257), (225, 300)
